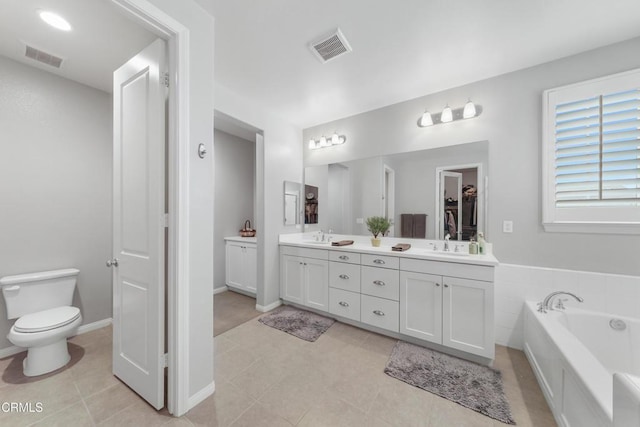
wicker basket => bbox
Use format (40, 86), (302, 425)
(239, 219), (256, 237)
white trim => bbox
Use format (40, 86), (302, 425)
(0, 317), (113, 359)
(256, 300), (282, 313)
(542, 222), (640, 235)
(213, 286), (228, 295)
(187, 381), (215, 409)
(111, 0), (192, 417)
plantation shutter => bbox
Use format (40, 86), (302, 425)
(554, 89), (640, 208)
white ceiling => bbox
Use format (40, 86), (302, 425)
(0, 0), (156, 93)
(212, 0), (640, 128)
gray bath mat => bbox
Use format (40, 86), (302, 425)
(258, 305), (335, 342)
(384, 341), (516, 425)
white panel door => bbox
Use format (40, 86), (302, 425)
(244, 244), (257, 293)
(225, 242), (245, 289)
(442, 276), (494, 358)
(399, 271), (442, 343)
(304, 258), (329, 312)
(112, 39), (166, 410)
(281, 255), (304, 304)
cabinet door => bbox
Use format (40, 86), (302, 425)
(304, 258), (329, 312)
(244, 244), (257, 293)
(281, 255), (304, 304)
(399, 271), (442, 344)
(442, 276), (494, 358)
(226, 242), (245, 289)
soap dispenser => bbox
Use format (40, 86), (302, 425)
(468, 239), (478, 255)
(477, 232), (486, 255)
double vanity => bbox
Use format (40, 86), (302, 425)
(279, 233), (498, 361)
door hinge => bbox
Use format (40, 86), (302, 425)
(162, 353), (168, 368)
(164, 213), (169, 228)
(163, 72), (170, 88)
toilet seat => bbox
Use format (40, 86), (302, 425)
(14, 306), (81, 333)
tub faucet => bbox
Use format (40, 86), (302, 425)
(538, 291), (583, 313)
(444, 234), (451, 252)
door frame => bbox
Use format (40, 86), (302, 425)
(434, 163), (484, 241)
(111, 0), (190, 416)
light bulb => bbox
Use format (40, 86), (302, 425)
(308, 138), (317, 150)
(441, 105), (453, 123)
(420, 111), (433, 127)
(319, 136), (329, 147)
(463, 100), (476, 119)
(39, 10), (72, 31)
(331, 132), (340, 145)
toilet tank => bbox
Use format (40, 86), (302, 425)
(0, 268), (79, 319)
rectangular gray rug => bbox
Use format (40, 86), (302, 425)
(384, 341), (516, 425)
(258, 305), (335, 342)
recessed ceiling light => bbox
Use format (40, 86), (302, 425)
(38, 10), (72, 32)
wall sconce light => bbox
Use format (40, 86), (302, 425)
(308, 131), (347, 150)
(417, 100), (482, 127)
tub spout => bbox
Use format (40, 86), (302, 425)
(538, 291), (583, 313)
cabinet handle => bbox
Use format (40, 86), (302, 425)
(373, 259), (385, 264)
(339, 255), (349, 260)
(373, 280), (385, 286)
(299, 262), (303, 265)
(436, 283), (440, 287)
(373, 310), (385, 316)
(339, 274), (350, 280)
(304, 263), (307, 266)
(338, 301), (349, 307)
(444, 284), (449, 288)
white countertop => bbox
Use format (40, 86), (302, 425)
(279, 233), (498, 266)
(224, 236), (257, 244)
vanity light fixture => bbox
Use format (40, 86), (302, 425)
(38, 10), (72, 32)
(308, 131), (347, 150)
(417, 100), (482, 127)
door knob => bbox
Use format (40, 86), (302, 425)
(106, 258), (119, 267)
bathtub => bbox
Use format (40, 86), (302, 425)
(523, 301), (640, 427)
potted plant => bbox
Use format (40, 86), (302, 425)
(366, 216), (391, 247)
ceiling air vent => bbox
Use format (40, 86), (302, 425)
(309, 28), (352, 64)
(25, 45), (63, 69)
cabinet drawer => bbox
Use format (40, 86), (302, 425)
(280, 245), (329, 261)
(361, 266), (399, 301)
(329, 288), (360, 322)
(329, 251), (361, 265)
(361, 294), (399, 332)
(361, 254), (399, 270)
(329, 262), (361, 292)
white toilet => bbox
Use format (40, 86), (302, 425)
(0, 268), (82, 376)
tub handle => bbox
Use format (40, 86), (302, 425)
(3, 285), (19, 292)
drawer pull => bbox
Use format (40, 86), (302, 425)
(339, 274), (350, 280)
(338, 301), (350, 307)
(339, 255), (349, 260)
(373, 259), (385, 265)
(444, 284), (449, 288)
(373, 280), (385, 286)
(373, 310), (385, 316)
(436, 283), (440, 287)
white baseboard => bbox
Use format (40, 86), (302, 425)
(256, 300), (281, 313)
(213, 286), (228, 295)
(0, 317), (113, 359)
(187, 381), (215, 410)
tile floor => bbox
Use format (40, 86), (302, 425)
(0, 307), (557, 426)
(214, 291), (262, 337)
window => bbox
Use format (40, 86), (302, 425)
(542, 69), (640, 234)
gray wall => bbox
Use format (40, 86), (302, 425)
(304, 37), (640, 276)
(213, 129), (255, 291)
(0, 56), (112, 349)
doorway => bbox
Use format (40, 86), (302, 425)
(435, 164), (483, 241)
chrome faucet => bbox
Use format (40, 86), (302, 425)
(538, 291), (583, 313)
(443, 233), (451, 252)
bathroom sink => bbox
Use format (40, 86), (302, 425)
(428, 250), (469, 257)
(302, 240), (330, 245)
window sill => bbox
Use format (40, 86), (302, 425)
(542, 222), (640, 235)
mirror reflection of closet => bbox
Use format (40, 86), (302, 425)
(437, 164), (482, 241)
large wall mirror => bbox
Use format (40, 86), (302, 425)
(304, 141), (488, 240)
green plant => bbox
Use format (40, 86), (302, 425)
(366, 216), (391, 238)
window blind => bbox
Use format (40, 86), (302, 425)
(555, 89), (640, 208)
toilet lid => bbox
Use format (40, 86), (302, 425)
(14, 306), (81, 333)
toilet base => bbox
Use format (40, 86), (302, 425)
(23, 339), (71, 377)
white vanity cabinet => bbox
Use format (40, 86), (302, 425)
(225, 239), (257, 295)
(280, 246), (329, 312)
(399, 258), (495, 358)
